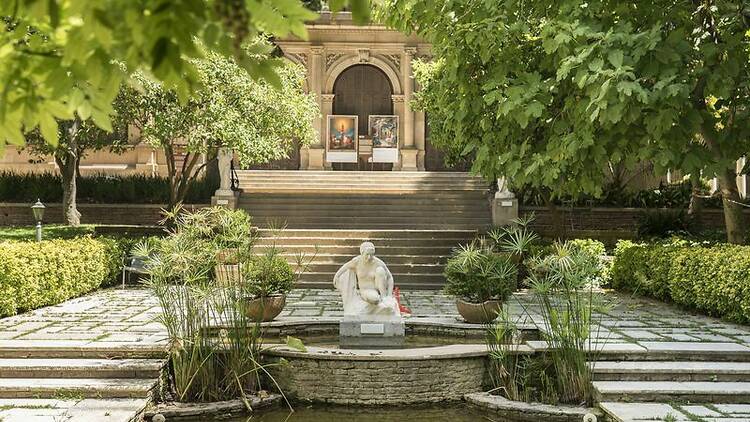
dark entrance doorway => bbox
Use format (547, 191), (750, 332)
(332, 64), (394, 171)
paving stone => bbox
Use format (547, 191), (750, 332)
(599, 402), (689, 421)
(681, 405), (724, 417)
(716, 405), (750, 414)
(620, 330), (664, 340)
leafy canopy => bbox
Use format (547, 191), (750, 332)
(124, 48), (318, 167)
(0, 0), (368, 150)
(383, 1), (750, 200)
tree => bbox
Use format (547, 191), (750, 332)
(24, 115), (129, 226)
(121, 48), (318, 207)
(384, 1), (750, 244)
(0, 1), (368, 149)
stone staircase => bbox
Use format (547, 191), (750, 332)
(238, 171), (492, 289)
(255, 229), (476, 289)
(593, 342), (750, 419)
(0, 342), (165, 402)
(236, 171), (492, 230)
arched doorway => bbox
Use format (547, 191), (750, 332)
(332, 64), (394, 170)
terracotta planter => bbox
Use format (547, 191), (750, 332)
(456, 299), (503, 324)
(244, 294), (286, 322)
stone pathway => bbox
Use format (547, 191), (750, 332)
(0, 287), (749, 421)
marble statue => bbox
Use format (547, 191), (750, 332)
(333, 242), (400, 318)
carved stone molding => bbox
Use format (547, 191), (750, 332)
(385, 54), (401, 73)
(391, 94), (405, 103)
(289, 53), (308, 68)
(326, 53), (343, 68)
(311, 46), (325, 55)
(357, 48), (371, 63)
(321, 94), (336, 102)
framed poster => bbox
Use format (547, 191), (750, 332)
(326, 115), (358, 163)
(369, 115), (399, 163)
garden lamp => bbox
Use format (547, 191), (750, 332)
(31, 199), (45, 242)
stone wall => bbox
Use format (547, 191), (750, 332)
(0, 203), (209, 226)
(266, 349), (488, 404)
(522, 206), (749, 237)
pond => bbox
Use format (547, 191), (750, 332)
(262, 334), (484, 349)
(213, 404), (504, 421)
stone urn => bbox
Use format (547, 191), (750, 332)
(244, 295), (286, 322)
(456, 299), (503, 324)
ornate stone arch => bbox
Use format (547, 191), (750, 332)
(324, 54), (403, 95)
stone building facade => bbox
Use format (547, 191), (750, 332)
(277, 11), (431, 171)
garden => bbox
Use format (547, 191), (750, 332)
(1, 0), (750, 422)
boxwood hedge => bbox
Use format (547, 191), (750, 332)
(612, 240), (750, 323)
(0, 237), (127, 317)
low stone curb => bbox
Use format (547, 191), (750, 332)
(465, 392), (602, 422)
(143, 394), (281, 420)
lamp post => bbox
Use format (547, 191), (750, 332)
(31, 199), (45, 242)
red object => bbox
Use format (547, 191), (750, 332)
(394, 286), (412, 316)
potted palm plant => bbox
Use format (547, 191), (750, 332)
(242, 249), (295, 322)
(443, 243), (518, 323)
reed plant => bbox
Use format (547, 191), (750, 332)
(486, 241), (612, 406)
(140, 206), (268, 403)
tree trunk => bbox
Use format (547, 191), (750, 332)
(717, 168), (746, 244)
(56, 121), (81, 226)
(688, 172), (704, 229)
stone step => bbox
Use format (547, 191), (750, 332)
(235, 170), (486, 180)
(280, 253), (449, 265)
(0, 358), (164, 379)
(593, 381), (750, 403)
(246, 208), (490, 217)
(595, 342), (750, 362)
(297, 272), (445, 289)
(255, 237), (471, 247)
(254, 245), (458, 256)
(238, 186), (487, 194)
(249, 219), (490, 229)
(254, 229), (477, 239)
(239, 193), (490, 203)
(0, 341), (166, 359)
(0, 377), (157, 399)
(592, 361), (750, 382)
(300, 262), (444, 274)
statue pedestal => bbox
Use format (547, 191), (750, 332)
(339, 315), (405, 349)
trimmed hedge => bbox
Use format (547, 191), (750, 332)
(0, 171), (214, 204)
(0, 237), (128, 317)
(612, 240), (750, 323)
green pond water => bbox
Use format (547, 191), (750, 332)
(210, 404), (503, 421)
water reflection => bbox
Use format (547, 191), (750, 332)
(218, 404), (504, 421)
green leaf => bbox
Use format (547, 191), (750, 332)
(285, 336), (307, 352)
(39, 113), (59, 147)
(608, 50), (623, 69)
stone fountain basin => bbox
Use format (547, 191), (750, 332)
(236, 317), (539, 405)
(263, 344), (491, 405)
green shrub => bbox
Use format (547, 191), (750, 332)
(636, 208), (694, 239)
(612, 241), (750, 323)
(444, 243), (518, 303)
(0, 237), (121, 317)
(0, 171), (214, 204)
(243, 250), (295, 297)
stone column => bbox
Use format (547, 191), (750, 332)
(491, 177), (518, 226)
(304, 46), (326, 170)
(211, 148), (239, 209)
(391, 94), (405, 171)
(399, 47), (419, 171)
